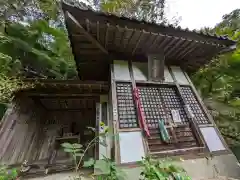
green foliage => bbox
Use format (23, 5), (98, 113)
(61, 122), (118, 179)
(215, 112), (240, 146)
(0, 0), (78, 80)
(193, 8), (240, 146)
(193, 9), (240, 101)
(61, 122), (126, 180)
(0, 75), (35, 103)
(94, 156), (126, 180)
(0, 165), (18, 180)
(1, 21), (77, 79)
(0, 0), (78, 102)
(84, 0), (180, 26)
(100, 0), (135, 14)
(140, 157), (191, 180)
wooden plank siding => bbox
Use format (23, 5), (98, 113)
(0, 97), (96, 166)
(0, 98), (46, 165)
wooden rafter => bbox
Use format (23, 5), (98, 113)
(145, 32), (155, 52)
(120, 26), (127, 49)
(165, 38), (185, 57)
(157, 35), (171, 50)
(114, 25), (120, 48)
(163, 36), (178, 52)
(177, 41), (199, 60)
(175, 40), (195, 59)
(132, 30), (143, 55)
(65, 11), (108, 54)
(105, 23), (109, 48)
(96, 21), (100, 41)
(169, 40), (191, 59)
(85, 19), (90, 32)
(125, 28), (134, 51)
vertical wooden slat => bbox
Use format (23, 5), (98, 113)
(12, 123), (28, 164)
(0, 105), (13, 136)
(0, 106), (17, 153)
(0, 118), (16, 162)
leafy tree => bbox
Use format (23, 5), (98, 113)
(0, 0), (78, 79)
(193, 9), (240, 145)
(83, 0), (180, 26)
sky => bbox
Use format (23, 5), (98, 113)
(166, 0), (240, 30)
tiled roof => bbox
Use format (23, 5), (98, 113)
(62, 0), (235, 44)
(62, 1), (236, 79)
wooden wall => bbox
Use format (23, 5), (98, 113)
(0, 97), (96, 166)
(0, 97), (45, 165)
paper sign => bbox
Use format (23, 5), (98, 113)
(171, 109), (181, 123)
(184, 105), (195, 119)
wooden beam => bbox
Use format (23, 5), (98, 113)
(74, 43), (96, 49)
(105, 23), (110, 48)
(85, 19), (90, 32)
(120, 26), (127, 49)
(96, 21), (100, 41)
(110, 64), (121, 164)
(175, 40), (195, 59)
(125, 29), (135, 51)
(163, 36), (178, 53)
(114, 25), (120, 48)
(65, 11), (108, 54)
(168, 40), (191, 59)
(77, 49), (103, 54)
(157, 35), (171, 50)
(179, 44), (199, 60)
(26, 93), (102, 98)
(132, 30), (143, 55)
(147, 33), (159, 52)
(165, 38), (186, 57)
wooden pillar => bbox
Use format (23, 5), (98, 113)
(110, 63), (121, 163)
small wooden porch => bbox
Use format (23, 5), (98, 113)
(0, 80), (109, 177)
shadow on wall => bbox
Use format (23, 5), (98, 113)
(0, 103), (7, 121)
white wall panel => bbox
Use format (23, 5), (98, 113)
(164, 66), (174, 82)
(132, 62), (148, 81)
(200, 127), (225, 152)
(113, 60), (131, 80)
(119, 131), (145, 163)
(170, 66), (189, 85)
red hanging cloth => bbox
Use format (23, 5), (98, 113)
(133, 87), (150, 137)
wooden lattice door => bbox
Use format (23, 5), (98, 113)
(137, 85), (201, 156)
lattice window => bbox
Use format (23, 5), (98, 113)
(159, 87), (189, 124)
(138, 87), (167, 128)
(116, 83), (138, 128)
(138, 85), (189, 128)
(180, 86), (209, 124)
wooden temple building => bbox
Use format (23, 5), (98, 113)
(0, 1), (240, 179)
